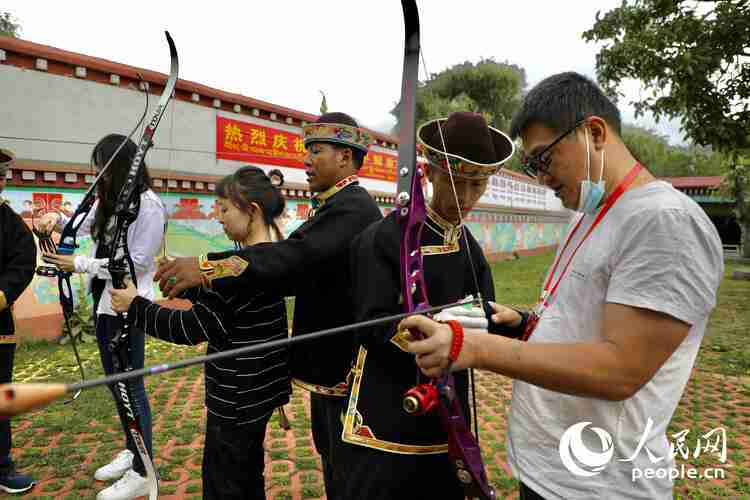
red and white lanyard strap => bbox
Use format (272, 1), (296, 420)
(522, 162), (643, 340)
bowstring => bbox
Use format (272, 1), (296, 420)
(419, 46), (484, 442)
(418, 49), (483, 301)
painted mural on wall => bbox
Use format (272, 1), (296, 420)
(3, 186), (566, 319)
(467, 219), (566, 256)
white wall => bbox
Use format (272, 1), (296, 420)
(0, 64), (400, 193)
(0, 63), (563, 208)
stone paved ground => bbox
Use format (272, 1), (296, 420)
(8, 257), (750, 499)
(7, 338), (750, 499)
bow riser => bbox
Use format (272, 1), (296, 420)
(398, 168), (429, 313)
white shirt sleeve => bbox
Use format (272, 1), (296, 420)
(125, 195), (167, 276)
(606, 207), (723, 326)
(73, 255), (109, 278)
(72, 194), (165, 281)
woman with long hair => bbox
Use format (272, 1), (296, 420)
(111, 165), (291, 500)
(38, 134), (166, 500)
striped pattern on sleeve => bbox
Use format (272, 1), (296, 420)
(128, 289), (291, 426)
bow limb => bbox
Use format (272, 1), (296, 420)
(394, 2), (495, 498)
(395, 0), (428, 314)
(106, 31), (178, 500)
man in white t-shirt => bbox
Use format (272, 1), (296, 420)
(399, 72), (724, 499)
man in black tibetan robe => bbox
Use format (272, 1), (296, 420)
(154, 113), (383, 499)
(0, 148), (37, 495)
(338, 113), (515, 500)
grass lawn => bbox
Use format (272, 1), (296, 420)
(7, 251), (750, 499)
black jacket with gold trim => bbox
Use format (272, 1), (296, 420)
(0, 200), (36, 340)
(343, 209), (499, 454)
(206, 183), (382, 394)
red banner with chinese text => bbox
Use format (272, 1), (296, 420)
(359, 147), (398, 182)
(216, 117), (397, 182)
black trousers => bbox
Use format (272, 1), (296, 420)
(0, 344), (14, 463)
(309, 393), (346, 500)
(202, 412), (271, 500)
(520, 482), (547, 500)
(335, 438), (464, 500)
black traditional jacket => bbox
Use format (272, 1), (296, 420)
(343, 208), (500, 454)
(206, 180), (382, 396)
(0, 199), (36, 342)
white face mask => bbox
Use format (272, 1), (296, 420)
(577, 129), (606, 214)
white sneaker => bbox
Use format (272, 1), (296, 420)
(94, 450), (134, 481)
(96, 469), (149, 500)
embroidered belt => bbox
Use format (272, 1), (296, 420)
(292, 378), (348, 397)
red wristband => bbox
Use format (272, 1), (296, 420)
(445, 320), (464, 362)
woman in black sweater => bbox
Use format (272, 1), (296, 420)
(111, 166), (290, 500)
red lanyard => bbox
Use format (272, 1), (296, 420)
(523, 163), (643, 340)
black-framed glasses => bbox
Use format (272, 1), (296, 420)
(520, 119), (586, 179)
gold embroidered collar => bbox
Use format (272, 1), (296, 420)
(312, 175), (359, 208)
(423, 205), (462, 255)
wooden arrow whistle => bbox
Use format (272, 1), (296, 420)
(0, 383), (68, 419)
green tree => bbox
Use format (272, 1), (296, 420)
(0, 12), (21, 37)
(723, 157), (750, 256)
(584, 0), (750, 256)
(391, 58), (526, 135)
(623, 125), (728, 178)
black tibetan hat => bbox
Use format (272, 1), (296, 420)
(303, 112), (373, 154)
(418, 112), (514, 179)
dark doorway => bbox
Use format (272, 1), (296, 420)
(709, 216), (741, 245)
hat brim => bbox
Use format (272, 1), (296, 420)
(303, 137), (370, 154)
(417, 118), (514, 178)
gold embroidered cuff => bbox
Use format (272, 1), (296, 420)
(389, 326), (415, 352)
(0, 291), (7, 312)
(199, 254), (249, 288)
(198, 254), (213, 289)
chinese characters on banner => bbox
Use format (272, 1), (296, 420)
(216, 117), (306, 168)
(481, 172), (547, 210)
(216, 117), (398, 182)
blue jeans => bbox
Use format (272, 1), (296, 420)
(95, 313), (153, 475)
